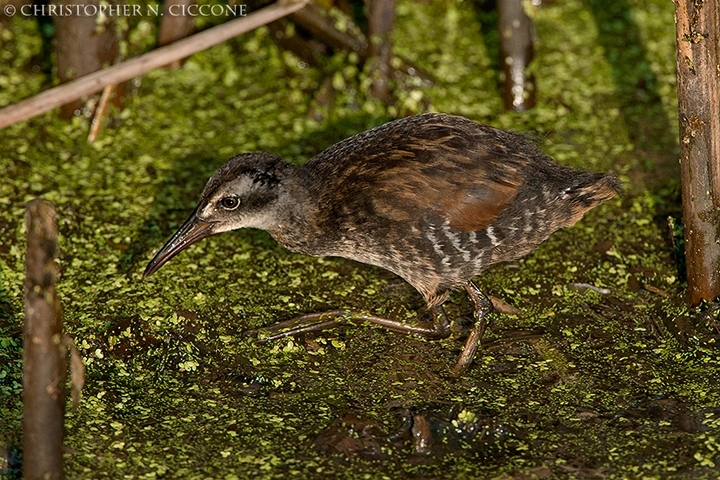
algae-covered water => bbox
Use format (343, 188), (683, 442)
(1, 0), (719, 478)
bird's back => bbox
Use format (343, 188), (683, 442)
(294, 113), (619, 302)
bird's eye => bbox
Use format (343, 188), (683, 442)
(219, 196), (240, 210)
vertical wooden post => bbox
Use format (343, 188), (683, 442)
(23, 199), (65, 480)
(158, 0), (197, 68)
(498, 0), (536, 111)
(54, 0), (121, 117)
(158, 0), (197, 47)
(675, 0), (720, 304)
(367, 0), (395, 100)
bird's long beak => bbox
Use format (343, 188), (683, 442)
(143, 208), (216, 279)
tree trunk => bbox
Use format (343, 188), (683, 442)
(675, 0), (720, 304)
(498, 0), (536, 111)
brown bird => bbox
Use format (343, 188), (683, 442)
(143, 113), (620, 373)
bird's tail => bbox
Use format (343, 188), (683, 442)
(564, 173), (622, 226)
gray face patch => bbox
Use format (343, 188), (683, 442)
(197, 155), (286, 234)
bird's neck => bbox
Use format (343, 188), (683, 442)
(262, 168), (320, 254)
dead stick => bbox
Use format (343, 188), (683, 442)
(87, 84), (116, 143)
(289, 4), (433, 84)
(290, 3), (367, 55)
(23, 199), (64, 480)
(0, 0), (308, 130)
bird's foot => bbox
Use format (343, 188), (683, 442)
(451, 280), (494, 375)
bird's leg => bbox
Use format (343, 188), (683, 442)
(250, 310), (347, 344)
(452, 280), (494, 374)
(248, 305), (452, 344)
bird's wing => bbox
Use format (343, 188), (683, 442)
(369, 144), (525, 233)
(308, 114), (529, 234)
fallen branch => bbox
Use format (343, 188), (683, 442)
(0, 0), (308, 130)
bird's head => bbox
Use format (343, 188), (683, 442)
(143, 153), (288, 278)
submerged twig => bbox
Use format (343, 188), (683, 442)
(568, 283), (611, 295)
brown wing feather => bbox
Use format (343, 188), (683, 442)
(307, 114), (530, 235)
(441, 178), (522, 231)
(371, 150), (524, 232)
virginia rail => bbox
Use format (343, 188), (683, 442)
(144, 113), (620, 373)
